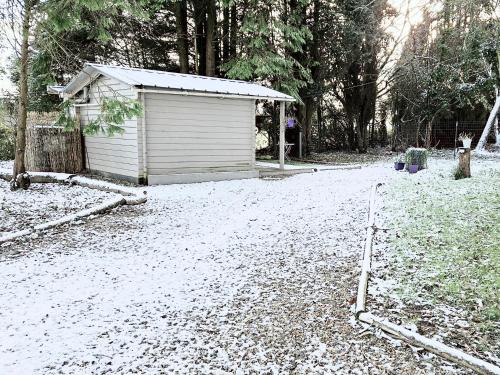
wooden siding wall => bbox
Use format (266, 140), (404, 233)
(78, 76), (140, 180)
(140, 93), (256, 176)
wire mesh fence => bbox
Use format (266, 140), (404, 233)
(430, 120), (494, 149)
(310, 119), (496, 151)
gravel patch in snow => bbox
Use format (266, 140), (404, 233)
(0, 163), (481, 374)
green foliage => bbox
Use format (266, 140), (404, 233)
(404, 147), (428, 169)
(0, 99), (15, 160)
(85, 98), (143, 136)
(224, 0), (312, 101)
(0, 122), (15, 161)
(54, 100), (79, 131)
(56, 98), (143, 137)
(391, 0), (500, 137)
(44, 0), (149, 44)
(28, 51), (60, 113)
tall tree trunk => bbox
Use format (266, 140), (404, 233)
(175, 0), (189, 73)
(205, 0), (216, 76)
(193, 0), (207, 75)
(229, 4), (237, 59)
(12, 0), (31, 190)
(317, 100), (322, 151)
(222, 5), (230, 64)
(356, 117), (366, 152)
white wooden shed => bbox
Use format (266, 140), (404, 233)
(58, 64), (294, 185)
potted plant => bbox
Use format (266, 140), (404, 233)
(394, 156), (405, 171)
(405, 147), (428, 173)
(458, 132), (473, 149)
(408, 164), (419, 174)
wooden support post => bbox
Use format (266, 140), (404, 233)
(279, 101), (285, 170)
(458, 147), (471, 178)
(298, 131), (303, 159)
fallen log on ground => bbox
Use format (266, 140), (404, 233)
(0, 170), (147, 244)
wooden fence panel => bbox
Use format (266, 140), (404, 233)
(25, 125), (83, 173)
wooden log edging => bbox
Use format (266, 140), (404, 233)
(0, 171), (147, 244)
(355, 184), (500, 375)
(355, 182), (382, 316)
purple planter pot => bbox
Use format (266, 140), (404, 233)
(408, 165), (419, 174)
(394, 162), (405, 171)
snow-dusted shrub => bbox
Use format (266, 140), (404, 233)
(405, 147), (428, 170)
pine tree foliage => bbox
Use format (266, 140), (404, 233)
(224, 0), (312, 101)
(2, 0), (499, 153)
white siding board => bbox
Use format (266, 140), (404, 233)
(146, 113), (251, 123)
(79, 75), (140, 180)
(146, 138), (252, 147)
(146, 102), (251, 113)
(147, 143), (251, 151)
(145, 125), (251, 133)
(149, 155), (252, 163)
(148, 160), (252, 168)
(144, 149), (251, 157)
(146, 131), (251, 139)
(145, 96), (254, 106)
(143, 93), (256, 177)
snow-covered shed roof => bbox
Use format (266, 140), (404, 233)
(61, 63), (295, 102)
(46, 85), (66, 95)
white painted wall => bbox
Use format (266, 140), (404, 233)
(77, 76), (257, 184)
(78, 76), (140, 181)
(139, 93), (256, 177)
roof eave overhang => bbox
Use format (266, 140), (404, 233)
(134, 86), (296, 102)
(62, 65), (102, 98)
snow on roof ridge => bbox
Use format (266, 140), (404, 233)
(85, 63), (256, 86)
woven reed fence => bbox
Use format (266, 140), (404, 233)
(25, 113), (83, 173)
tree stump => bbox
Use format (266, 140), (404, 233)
(458, 147), (471, 178)
(10, 173), (31, 191)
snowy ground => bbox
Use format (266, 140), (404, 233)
(371, 153), (500, 368)
(0, 160), (489, 374)
(0, 179), (119, 235)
